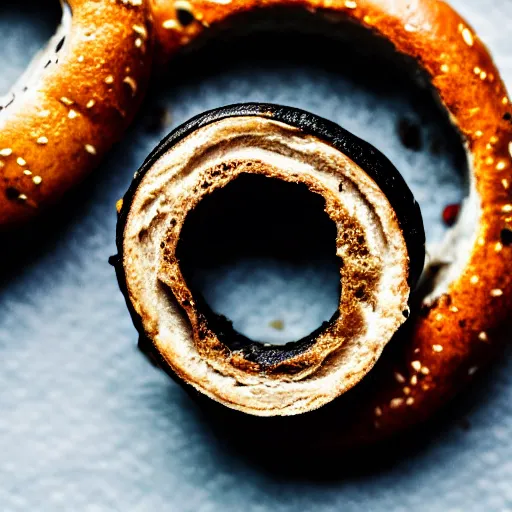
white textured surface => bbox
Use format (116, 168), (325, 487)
(0, 1), (511, 510)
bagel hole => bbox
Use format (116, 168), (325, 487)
(0, 1), (62, 101)
(176, 173), (341, 347)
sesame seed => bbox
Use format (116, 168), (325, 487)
(135, 38), (143, 48)
(509, 141), (512, 158)
(440, 64), (450, 73)
(462, 28), (474, 46)
(104, 75), (114, 85)
(77, 55), (84, 63)
(433, 344), (443, 352)
(363, 15), (372, 24)
(162, 19), (179, 30)
(474, 130), (483, 138)
(490, 135), (499, 144)
(132, 24), (147, 38)
(345, 0), (357, 8)
(450, 306), (459, 313)
(420, 366), (430, 375)
(491, 288), (503, 297)
(502, 205), (512, 213)
(435, 313), (443, 322)
(470, 275), (479, 284)
(503, 97), (509, 105)
(60, 97), (73, 106)
(38, 110), (50, 118)
(468, 366), (478, 376)
(123, 76), (138, 96)
(477, 236), (485, 247)
(422, 384), (430, 391)
(473, 67), (481, 74)
(32, 176), (42, 185)
(478, 331), (488, 342)
(502, 179), (510, 190)
(406, 397), (415, 406)
(0, 161), (4, 169)
(85, 144), (97, 155)
(394, 372), (406, 384)
(68, 109), (79, 119)
(403, 386), (411, 395)
(0, 148), (13, 156)
(411, 360), (421, 371)
(23, 170), (32, 176)
(374, 406), (382, 417)
(16, 157), (26, 166)
(495, 241), (503, 252)
(486, 156), (494, 165)
(496, 161), (507, 171)
(390, 398), (404, 408)
(414, 348), (420, 353)
(410, 375), (418, 386)
(480, 71), (487, 80)
(37, 136), (48, 145)
(174, 0), (192, 12)
(404, 23), (417, 32)
(18, 193), (27, 201)
(86, 100), (95, 109)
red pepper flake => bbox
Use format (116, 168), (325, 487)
(442, 203), (461, 226)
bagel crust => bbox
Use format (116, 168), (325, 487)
(0, 0), (152, 228)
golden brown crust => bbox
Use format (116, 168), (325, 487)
(145, 0), (512, 443)
(0, 0), (152, 228)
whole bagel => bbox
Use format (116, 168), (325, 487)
(114, 0), (512, 449)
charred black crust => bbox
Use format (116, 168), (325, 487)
(193, 291), (341, 368)
(113, 103), (425, 372)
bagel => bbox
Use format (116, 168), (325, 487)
(113, 0), (512, 449)
(115, 103), (425, 415)
(0, 0), (152, 228)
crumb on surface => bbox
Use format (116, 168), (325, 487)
(269, 319), (284, 331)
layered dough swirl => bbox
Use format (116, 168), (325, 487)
(118, 104), (424, 416)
